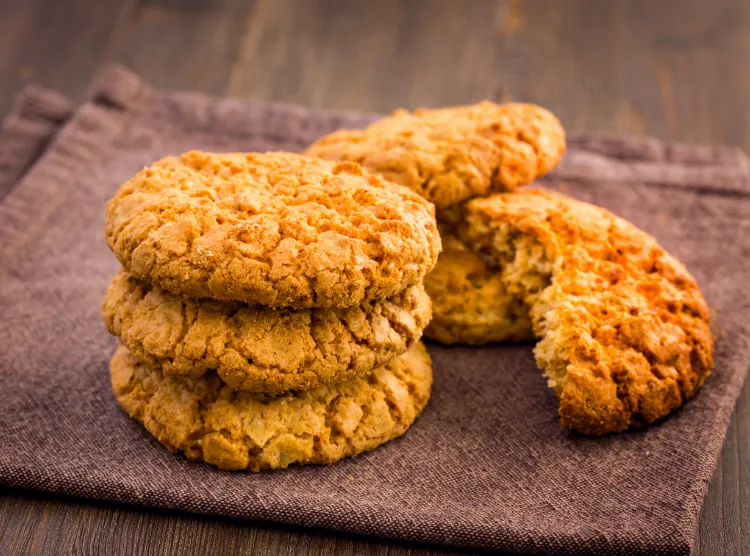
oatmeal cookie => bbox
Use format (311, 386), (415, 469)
(110, 342), (432, 471)
(305, 101), (565, 209)
(105, 151), (441, 309)
(103, 270), (431, 393)
(424, 233), (533, 344)
(458, 189), (713, 434)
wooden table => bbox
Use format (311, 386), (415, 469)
(1, 1), (748, 554)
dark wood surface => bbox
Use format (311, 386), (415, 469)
(0, 1), (748, 554)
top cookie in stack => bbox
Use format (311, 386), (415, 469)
(105, 151), (440, 309)
(102, 151), (440, 470)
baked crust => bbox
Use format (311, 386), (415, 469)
(305, 101), (565, 209)
(105, 151), (441, 309)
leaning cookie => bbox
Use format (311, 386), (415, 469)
(105, 151), (441, 309)
(110, 342), (432, 471)
(424, 233), (533, 345)
(458, 189), (713, 435)
(305, 101), (565, 209)
(103, 270), (431, 394)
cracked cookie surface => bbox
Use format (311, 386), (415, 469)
(304, 101), (565, 209)
(110, 342), (432, 471)
(424, 233), (533, 345)
(103, 270), (431, 393)
(105, 151), (441, 309)
(458, 189), (713, 434)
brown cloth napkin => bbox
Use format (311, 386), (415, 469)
(0, 85), (73, 200)
(1, 66), (749, 556)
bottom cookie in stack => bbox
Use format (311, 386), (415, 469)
(110, 342), (432, 471)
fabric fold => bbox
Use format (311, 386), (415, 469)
(0, 85), (74, 200)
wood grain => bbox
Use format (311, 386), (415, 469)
(492, 0), (750, 152)
(0, 0), (125, 118)
(0, 0), (747, 554)
(226, 0), (504, 111)
(102, 0), (256, 95)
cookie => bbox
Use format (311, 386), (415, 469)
(457, 189), (713, 434)
(103, 270), (431, 393)
(304, 101), (566, 209)
(424, 233), (533, 344)
(110, 342), (432, 471)
(105, 151), (441, 309)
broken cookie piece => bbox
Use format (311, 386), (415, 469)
(424, 232), (533, 345)
(457, 189), (713, 434)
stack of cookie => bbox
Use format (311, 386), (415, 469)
(307, 101), (713, 435)
(102, 151), (441, 471)
(103, 100), (714, 470)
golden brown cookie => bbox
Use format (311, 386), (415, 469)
(457, 189), (713, 435)
(110, 342), (432, 471)
(304, 101), (566, 209)
(105, 151), (441, 309)
(103, 270), (431, 394)
(424, 233), (533, 344)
